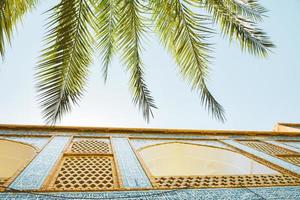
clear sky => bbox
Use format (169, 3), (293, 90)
(0, 0), (299, 131)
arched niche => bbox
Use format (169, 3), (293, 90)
(138, 142), (279, 177)
(0, 139), (37, 179)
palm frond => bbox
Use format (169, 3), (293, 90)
(94, 0), (118, 82)
(117, 0), (157, 122)
(202, 0), (274, 57)
(151, 0), (225, 122)
(221, 0), (267, 22)
(36, 0), (96, 124)
(0, 0), (37, 59)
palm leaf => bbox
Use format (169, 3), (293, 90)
(117, 0), (157, 122)
(0, 0), (37, 59)
(151, 0), (225, 121)
(202, 0), (274, 57)
(36, 0), (96, 124)
(221, 0), (267, 22)
(94, 0), (118, 82)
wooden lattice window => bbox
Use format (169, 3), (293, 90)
(239, 140), (300, 166)
(154, 174), (300, 188)
(239, 141), (295, 155)
(68, 139), (111, 154)
(47, 156), (118, 191)
(278, 155), (300, 166)
(45, 138), (119, 191)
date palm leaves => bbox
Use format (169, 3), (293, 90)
(0, 0), (274, 124)
(0, 0), (37, 58)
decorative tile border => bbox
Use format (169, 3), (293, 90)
(282, 142), (300, 150)
(9, 136), (71, 190)
(111, 138), (152, 188)
(222, 140), (300, 175)
(0, 186), (300, 199)
(265, 141), (300, 153)
(0, 130), (52, 135)
(130, 139), (233, 151)
(0, 137), (50, 149)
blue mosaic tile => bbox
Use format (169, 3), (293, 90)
(0, 186), (300, 199)
(265, 140), (300, 153)
(130, 139), (233, 151)
(111, 137), (152, 188)
(9, 136), (71, 190)
(282, 141), (300, 150)
(0, 137), (50, 149)
(0, 130), (52, 135)
(223, 140), (300, 174)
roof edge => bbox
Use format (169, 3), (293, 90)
(0, 124), (300, 136)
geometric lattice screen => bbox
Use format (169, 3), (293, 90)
(279, 156), (300, 166)
(49, 156), (117, 190)
(69, 140), (112, 154)
(154, 174), (300, 188)
(239, 141), (294, 155)
(46, 138), (119, 191)
(239, 140), (300, 166)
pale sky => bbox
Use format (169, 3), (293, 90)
(0, 0), (299, 131)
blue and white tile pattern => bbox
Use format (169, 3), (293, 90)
(222, 140), (300, 174)
(0, 186), (300, 199)
(9, 136), (71, 190)
(111, 138), (152, 188)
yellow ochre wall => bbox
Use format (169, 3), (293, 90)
(0, 140), (36, 178)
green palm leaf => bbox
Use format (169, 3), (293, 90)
(202, 0), (274, 57)
(221, 0), (267, 22)
(1, 0), (274, 124)
(151, 0), (225, 121)
(0, 0), (37, 58)
(36, 0), (96, 124)
(116, 0), (157, 122)
(94, 0), (118, 82)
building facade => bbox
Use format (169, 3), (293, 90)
(0, 123), (299, 199)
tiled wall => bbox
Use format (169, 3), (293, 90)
(222, 140), (300, 174)
(1, 186), (300, 199)
(0, 137), (50, 149)
(9, 136), (71, 190)
(111, 138), (152, 188)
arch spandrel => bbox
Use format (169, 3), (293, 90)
(0, 139), (37, 179)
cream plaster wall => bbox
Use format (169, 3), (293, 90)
(139, 143), (279, 176)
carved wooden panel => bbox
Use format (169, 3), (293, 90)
(48, 155), (118, 191)
(69, 139), (111, 154)
(154, 174), (300, 188)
